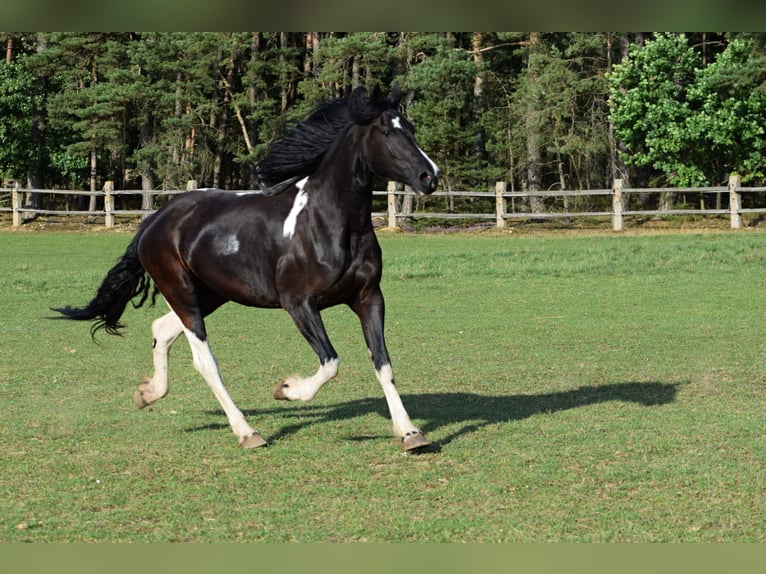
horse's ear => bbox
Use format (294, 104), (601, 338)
(390, 84), (402, 107)
(369, 84), (382, 103)
(349, 85), (368, 113)
(350, 85), (385, 123)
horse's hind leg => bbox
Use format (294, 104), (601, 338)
(134, 310), (184, 409)
(182, 327), (267, 448)
(135, 305), (266, 448)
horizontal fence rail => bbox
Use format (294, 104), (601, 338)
(2, 175), (765, 231)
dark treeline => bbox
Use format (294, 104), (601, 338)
(2, 32), (766, 214)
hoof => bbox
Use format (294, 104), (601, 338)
(273, 382), (287, 400)
(401, 430), (432, 452)
(273, 379), (293, 401)
(133, 383), (154, 409)
(239, 432), (268, 449)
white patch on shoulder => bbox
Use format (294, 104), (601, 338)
(235, 191), (262, 196)
(282, 177), (309, 239)
(392, 116), (403, 130)
(214, 233), (240, 255)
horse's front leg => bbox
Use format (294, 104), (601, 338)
(274, 299), (339, 401)
(351, 288), (431, 452)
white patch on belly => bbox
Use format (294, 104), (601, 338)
(282, 177), (309, 239)
(214, 234), (240, 255)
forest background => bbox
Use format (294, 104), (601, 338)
(3, 32), (766, 214)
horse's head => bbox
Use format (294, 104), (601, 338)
(352, 85), (440, 195)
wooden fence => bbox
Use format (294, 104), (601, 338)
(2, 174), (766, 231)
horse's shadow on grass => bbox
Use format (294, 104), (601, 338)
(194, 381), (679, 450)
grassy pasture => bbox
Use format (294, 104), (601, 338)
(1, 228), (766, 542)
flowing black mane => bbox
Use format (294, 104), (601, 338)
(256, 85), (401, 194)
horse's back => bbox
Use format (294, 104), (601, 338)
(135, 186), (382, 311)
(136, 190), (286, 307)
(142, 190), (282, 245)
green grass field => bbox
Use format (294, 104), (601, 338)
(2, 227), (766, 542)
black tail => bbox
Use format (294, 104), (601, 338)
(52, 221), (158, 338)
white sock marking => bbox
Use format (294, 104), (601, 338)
(144, 310), (185, 400)
(375, 363), (419, 438)
(183, 328), (257, 441)
(281, 358), (339, 401)
(282, 177), (309, 239)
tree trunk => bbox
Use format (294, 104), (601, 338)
(88, 142), (98, 211)
(471, 32), (488, 165)
(609, 33), (632, 186)
(524, 32), (544, 215)
(213, 45), (235, 189)
(351, 53), (361, 89)
(88, 56), (99, 211)
(279, 32), (289, 113)
(23, 33), (47, 219)
(167, 72), (183, 180)
(248, 32), (262, 189)
(303, 32), (317, 78)
(184, 81), (195, 168)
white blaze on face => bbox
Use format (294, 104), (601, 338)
(282, 177), (309, 239)
(417, 145), (439, 176)
(392, 115), (439, 178)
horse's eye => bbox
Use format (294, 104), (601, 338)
(382, 129), (391, 137)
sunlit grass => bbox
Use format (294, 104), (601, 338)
(2, 229), (766, 541)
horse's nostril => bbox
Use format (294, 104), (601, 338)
(421, 171), (438, 191)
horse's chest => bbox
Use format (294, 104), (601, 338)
(279, 238), (379, 305)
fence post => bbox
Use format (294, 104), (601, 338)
(11, 180), (21, 227)
(387, 181), (398, 229)
(104, 181), (115, 228)
(187, 180), (198, 191)
(729, 173), (741, 229)
(495, 181), (506, 229)
(612, 178), (624, 231)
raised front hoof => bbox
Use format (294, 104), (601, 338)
(239, 432), (268, 449)
(401, 430), (432, 453)
(133, 382), (156, 409)
(273, 380), (292, 401)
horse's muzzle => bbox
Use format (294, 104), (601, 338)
(420, 171), (439, 195)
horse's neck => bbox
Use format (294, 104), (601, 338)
(309, 135), (375, 233)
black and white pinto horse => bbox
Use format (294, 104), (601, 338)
(53, 85), (440, 451)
